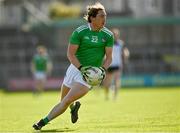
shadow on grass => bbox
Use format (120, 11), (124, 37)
(40, 127), (76, 132)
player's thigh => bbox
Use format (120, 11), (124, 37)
(103, 72), (113, 86)
(60, 84), (71, 101)
(106, 72), (113, 80)
(63, 83), (89, 103)
(114, 70), (121, 81)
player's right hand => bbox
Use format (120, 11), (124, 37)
(78, 66), (91, 81)
(78, 66), (91, 74)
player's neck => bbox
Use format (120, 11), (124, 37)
(89, 23), (102, 31)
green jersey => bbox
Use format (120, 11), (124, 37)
(32, 54), (50, 71)
(69, 24), (114, 67)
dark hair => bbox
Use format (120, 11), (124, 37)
(84, 2), (105, 23)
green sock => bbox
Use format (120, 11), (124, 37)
(43, 117), (49, 125)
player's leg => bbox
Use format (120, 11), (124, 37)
(60, 84), (70, 101)
(34, 79), (43, 93)
(33, 83), (89, 130)
(60, 84), (75, 108)
(34, 72), (46, 94)
(103, 72), (113, 100)
(47, 83), (88, 120)
(39, 79), (46, 92)
(60, 84), (78, 122)
(113, 69), (121, 100)
(33, 84), (70, 130)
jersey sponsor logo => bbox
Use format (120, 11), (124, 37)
(91, 36), (98, 43)
(84, 36), (90, 40)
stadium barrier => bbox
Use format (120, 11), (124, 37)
(7, 78), (63, 91)
(7, 74), (180, 91)
(122, 74), (180, 87)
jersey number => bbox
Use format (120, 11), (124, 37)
(91, 36), (98, 43)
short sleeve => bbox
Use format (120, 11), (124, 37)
(69, 30), (80, 45)
(106, 35), (114, 47)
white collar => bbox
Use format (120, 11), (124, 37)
(88, 23), (92, 30)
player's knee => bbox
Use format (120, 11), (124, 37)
(62, 98), (74, 107)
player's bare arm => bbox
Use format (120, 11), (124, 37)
(102, 47), (112, 69)
(67, 44), (81, 68)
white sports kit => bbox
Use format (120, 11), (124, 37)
(63, 64), (92, 89)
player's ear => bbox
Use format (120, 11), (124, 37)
(90, 16), (94, 22)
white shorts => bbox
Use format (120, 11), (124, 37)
(62, 64), (91, 89)
(34, 71), (47, 80)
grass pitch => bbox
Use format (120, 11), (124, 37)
(0, 87), (180, 133)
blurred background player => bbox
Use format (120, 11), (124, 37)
(31, 45), (53, 94)
(102, 28), (129, 100)
(33, 2), (113, 130)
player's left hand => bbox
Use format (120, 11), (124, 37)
(99, 66), (106, 80)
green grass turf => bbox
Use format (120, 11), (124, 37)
(0, 87), (180, 133)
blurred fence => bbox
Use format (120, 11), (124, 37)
(0, 17), (180, 89)
(0, 0), (180, 89)
(31, 17), (180, 75)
